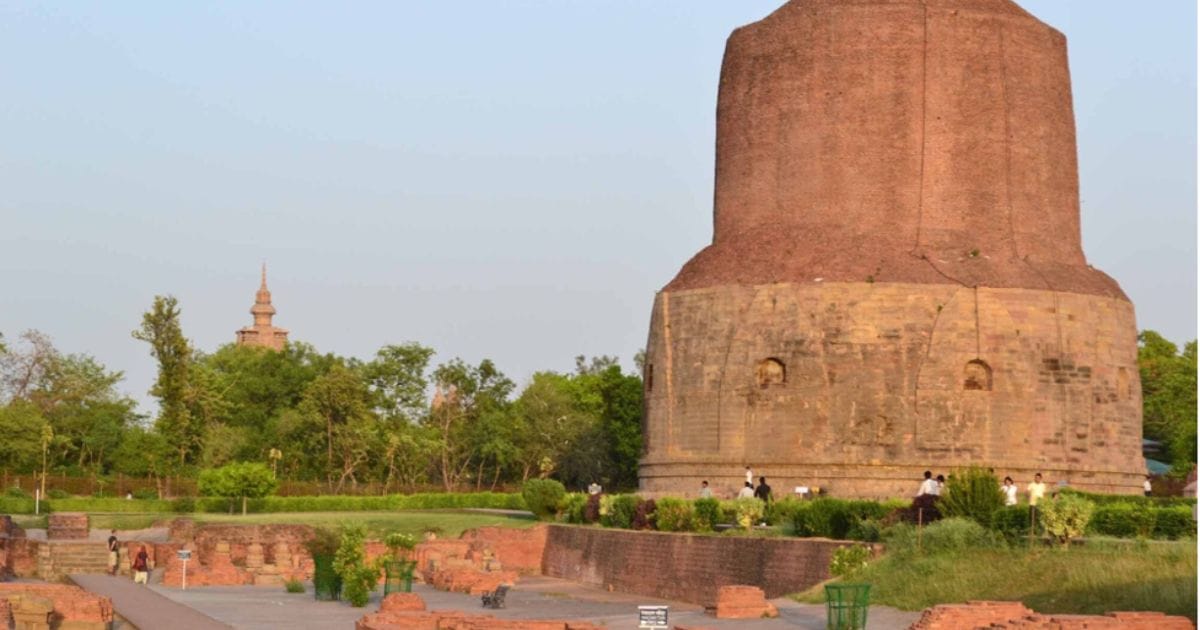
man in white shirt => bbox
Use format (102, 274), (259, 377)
(745, 466), (753, 486)
(699, 480), (713, 499)
(737, 481), (755, 499)
(917, 470), (937, 497)
(1027, 473), (1047, 506)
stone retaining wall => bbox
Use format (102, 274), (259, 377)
(541, 524), (852, 606)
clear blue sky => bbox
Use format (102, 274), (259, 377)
(1, 1), (1195, 415)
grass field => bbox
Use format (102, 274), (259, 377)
(796, 539), (1197, 620)
(11, 510), (537, 539)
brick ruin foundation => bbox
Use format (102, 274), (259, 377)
(909, 601), (1195, 629)
(0, 583), (114, 630)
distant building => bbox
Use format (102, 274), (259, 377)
(235, 264), (288, 351)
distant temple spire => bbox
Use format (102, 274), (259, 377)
(236, 263), (289, 351)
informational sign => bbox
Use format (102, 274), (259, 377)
(177, 549), (192, 589)
(637, 605), (668, 630)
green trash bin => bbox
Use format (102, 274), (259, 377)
(312, 554), (342, 601)
(825, 583), (870, 630)
(383, 560), (416, 595)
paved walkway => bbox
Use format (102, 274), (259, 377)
(148, 575), (920, 629)
(70, 574), (232, 630)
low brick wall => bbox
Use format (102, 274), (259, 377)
(47, 513), (89, 540)
(0, 583), (114, 627)
(541, 524), (853, 606)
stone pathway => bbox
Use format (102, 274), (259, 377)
(148, 575), (920, 629)
(70, 574), (232, 630)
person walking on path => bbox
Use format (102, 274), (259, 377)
(699, 480), (713, 499)
(934, 474), (946, 496)
(107, 530), (120, 576)
(737, 481), (755, 499)
(1143, 475), (1152, 497)
(132, 545), (150, 585)
(1002, 476), (1018, 506)
(745, 466), (753, 486)
(754, 476), (773, 504)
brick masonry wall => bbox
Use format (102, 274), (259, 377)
(541, 524), (848, 606)
(0, 583), (114, 625)
(642, 282), (1144, 498)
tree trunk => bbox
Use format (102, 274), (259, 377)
(242, 495), (247, 516)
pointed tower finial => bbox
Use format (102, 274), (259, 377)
(261, 261), (268, 289)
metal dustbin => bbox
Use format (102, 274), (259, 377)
(383, 560), (416, 595)
(825, 583), (870, 630)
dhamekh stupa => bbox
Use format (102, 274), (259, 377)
(640, 0), (1145, 498)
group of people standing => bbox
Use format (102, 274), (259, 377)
(697, 466), (774, 503)
(918, 470), (1049, 507)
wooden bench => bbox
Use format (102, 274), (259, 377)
(480, 584), (509, 609)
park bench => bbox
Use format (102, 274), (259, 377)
(481, 584), (509, 609)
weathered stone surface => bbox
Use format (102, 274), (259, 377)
(47, 514), (89, 540)
(0, 583), (114, 628)
(541, 524), (846, 605)
(713, 585), (778, 619)
(643, 0), (1143, 497)
(379, 593), (426, 613)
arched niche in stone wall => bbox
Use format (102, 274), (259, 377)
(963, 359), (993, 391)
(756, 358), (786, 389)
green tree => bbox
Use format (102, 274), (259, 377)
(133, 296), (200, 466)
(197, 462), (278, 515)
(512, 372), (595, 483)
(0, 400), (45, 472)
(110, 428), (172, 495)
(1138, 331), (1197, 471)
(364, 342), (435, 424)
(428, 358), (514, 490)
(297, 363), (377, 491)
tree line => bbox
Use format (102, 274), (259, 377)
(0, 297), (1194, 494)
(0, 295), (643, 493)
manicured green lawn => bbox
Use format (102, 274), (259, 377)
(795, 539), (1197, 620)
(12, 510), (536, 539)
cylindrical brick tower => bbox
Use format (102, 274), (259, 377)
(640, 0), (1145, 498)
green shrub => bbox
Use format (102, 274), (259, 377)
(766, 497), (805, 528)
(333, 524), (377, 607)
(693, 498), (720, 532)
(556, 493), (588, 524)
(383, 532), (417, 556)
(47, 489), (70, 500)
(1089, 503), (1155, 538)
(1059, 488), (1196, 508)
(198, 462), (278, 515)
(172, 496), (196, 513)
(991, 505), (1041, 541)
(884, 518), (1000, 555)
(847, 518), (883, 542)
(4, 487), (31, 499)
(521, 479), (566, 520)
(732, 497), (765, 530)
(1152, 506), (1196, 540)
(938, 466), (1005, 527)
(303, 527), (341, 558)
(1039, 495), (1095, 545)
(829, 544), (872, 578)
(284, 579), (305, 593)
(132, 488), (159, 500)
(794, 499), (891, 540)
(48, 498), (175, 513)
(655, 497), (695, 532)
(604, 494), (639, 529)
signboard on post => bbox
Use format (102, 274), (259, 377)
(176, 549), (192, 589)
(637, 605), (668, 630)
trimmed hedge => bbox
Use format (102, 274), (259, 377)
(0, 492), (527, 515)
(1060, 488), (1196, 508)
(1088, 502), (1196, 540)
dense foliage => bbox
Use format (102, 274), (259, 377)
(0, 298), (644, 494)
(1138, 331), (1197, 474)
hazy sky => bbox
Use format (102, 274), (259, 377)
(1, 1), (1195, 415)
